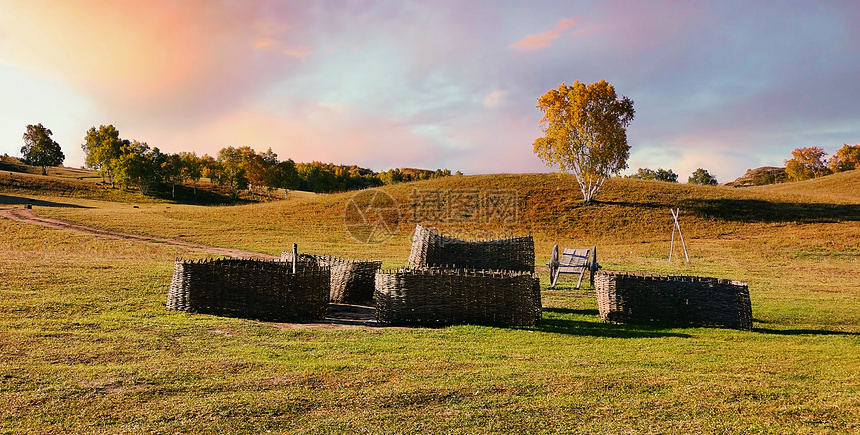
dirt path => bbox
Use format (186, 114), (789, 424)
(0, 207), (278, 259)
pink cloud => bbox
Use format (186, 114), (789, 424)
(254, 38), (313, 58)
(0, 1), (308, 127)
(149, 102), (443, 171)
(253, 38), (278, 50)
(280, 47), (314, 58)
(508, 18), (579, 53)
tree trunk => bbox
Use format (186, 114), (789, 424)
(41, 166), (47, 176)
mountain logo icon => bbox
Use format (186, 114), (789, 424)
(343, 189), (401, 244)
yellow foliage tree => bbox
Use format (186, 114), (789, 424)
(784, 146), (831, 181)
(533, 80), (635, 203)
(828, 144), (860, 172)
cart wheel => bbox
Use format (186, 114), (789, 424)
(549, 244), (560, 288)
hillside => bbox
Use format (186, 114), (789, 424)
(0, 163), (289, 204)
(318, 169), (860, 243)
(751, 169), (860, 203)
(0, 167), (158, 203)
(21, 170), (860, 276)
(725, 166), (788, 187)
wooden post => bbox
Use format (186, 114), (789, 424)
(669, 208), (677, 262)
(576, 250), (587, 289)
(548, 244), (559, 289)
(292, 243), (298, 273)
(589, 245), (597, 287)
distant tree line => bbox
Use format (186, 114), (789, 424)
(784, 144), (860, 181)
(79, 124), (455, 198)
(626, 143), (859, 188)
(626, 167), (718, 185)
(730, 144), (858, 186)
(627, 167), (679, 183)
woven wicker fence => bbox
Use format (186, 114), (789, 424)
(407, 224), (535, 272)
(281, 252), (382, 305)
(594, 271), (753, 329)
(166, 258), (330, 322)
(375, 268), (542, 327)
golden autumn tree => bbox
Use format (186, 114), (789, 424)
(784, 146), (831, 181)
(828, 143), (860, 172)
(533, 80), (635, 203)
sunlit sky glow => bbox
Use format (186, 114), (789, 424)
(1, 0), (858, 182)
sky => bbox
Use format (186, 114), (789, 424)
(1, 0), (858, 183)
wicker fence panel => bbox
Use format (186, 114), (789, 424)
(594, 271), (753, 329)
(407, 224), (535, 272)
(166, 258), (330, 322)
(375, 268), (542, 327)
(281, 252), (382, 304)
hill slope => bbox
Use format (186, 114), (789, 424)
(24, 170), (860, 275)
(750, 169), (860, 203)
(725, 166), (788, 187)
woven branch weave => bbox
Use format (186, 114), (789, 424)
(281, 252), (382, 304)
(594, 271), (753, 330)
(407, 224), (535, 272)
(166, 258), (330, 321)
(375, 268), (542, 327)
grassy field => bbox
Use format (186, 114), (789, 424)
(1, 170), (859, 433)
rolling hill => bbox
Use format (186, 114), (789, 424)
(14, 169), (859, 280)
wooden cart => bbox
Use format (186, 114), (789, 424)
(547, 244), (599, 289)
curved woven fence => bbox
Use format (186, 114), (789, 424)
(375, 268), (542, 327)
(281, 252), (382, 305)
(166, 258), (330, 322)
(407, 224), (535, 272)
(594, 271), (753, 330)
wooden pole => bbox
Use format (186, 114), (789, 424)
(669, 209), (676, 262)
(676, 209), (690, 263)
(589, 245), (597, 287)
(576, 251), (586, 289)
(292, 243), (298, 273)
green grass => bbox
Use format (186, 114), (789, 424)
(2, 171), (859, 433)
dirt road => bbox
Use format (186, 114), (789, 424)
(1, 207), (381, 328)
(0, 207), (278, 259)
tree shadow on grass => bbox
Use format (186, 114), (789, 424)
(682, 198), (860, 224)
(591, 199), (667, 210)
(595, 198), (860, 224)
(0, 194), (92, 208)
(538, 308), (692, 338)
